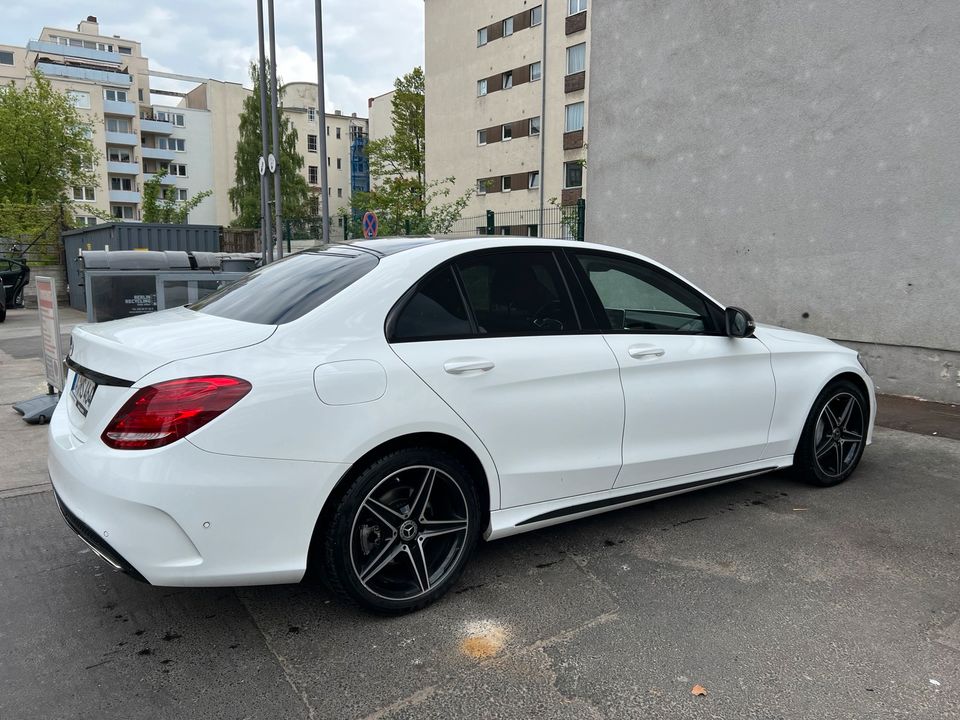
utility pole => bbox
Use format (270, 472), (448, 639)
(256, 0), (274, 262)
(267, 0), (283, 259)
(314, 0), (331, 244)
(538, 0), (548, 237)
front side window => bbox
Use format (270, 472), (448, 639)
(564, 161), (583, 188)
(458, 251), (577, 335)
(565, 102), (585, 132)
(567, 43), (586, 74)
(391, 266), (472, 341)
(192, 249), (379, 325)
(568, 0), (587, 15)
(575, 253), (713, 333)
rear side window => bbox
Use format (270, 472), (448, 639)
(457, 251), (576, 335)
(191, 250), (377, 324)
(391, 266), (472, 341)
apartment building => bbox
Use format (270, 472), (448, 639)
(282, 82), (370, 228)
(425, 0), (590, 232)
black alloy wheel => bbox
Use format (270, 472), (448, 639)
(795, 380), (868, 486)
(322, 448), (479, 613)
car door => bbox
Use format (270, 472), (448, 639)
(568, 249), (775, 488)
(0, 259), (18, 305)
(388, 248), (625, 509)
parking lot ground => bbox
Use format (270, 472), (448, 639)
(1, 305), (959, 719)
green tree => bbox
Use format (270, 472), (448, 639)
(229, 61), (309, 227)
(141, 167), (213, 223)
(350, 67), (471, 235)
(0, 71), (97, 204)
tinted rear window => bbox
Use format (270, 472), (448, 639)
(191, 250), (378, 324)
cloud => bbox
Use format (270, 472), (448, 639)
(1, 0), (424, 116)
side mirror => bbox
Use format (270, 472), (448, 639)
(725, 306), (756, 338)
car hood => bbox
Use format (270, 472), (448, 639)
(753, 323), (850, 353)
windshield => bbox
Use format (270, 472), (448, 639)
(190, 249), (378, 325)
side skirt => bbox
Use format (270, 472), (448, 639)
(485, 458), (791, 541)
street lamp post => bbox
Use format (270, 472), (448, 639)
(267, 0), (283, 259)
(255, 0), (274, 263)
(315, 0), (331, 244)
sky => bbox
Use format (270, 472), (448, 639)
(3, 0), (425, 115)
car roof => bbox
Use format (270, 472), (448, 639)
(315, 235), (640, 258)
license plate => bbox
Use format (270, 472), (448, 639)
(71, 372), (98, 417)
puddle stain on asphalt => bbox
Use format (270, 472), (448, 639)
(460, 620), (508, 659)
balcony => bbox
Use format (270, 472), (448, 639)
(105, 130), (138, 146)
(108, 189), (141, 204)
(103, 99), (136, 117)
(27, 39), (120, 65)
(106, 161), (139, 175)
(142, 172), (175, 185)
(36, 61), (132, 86)
(140, 118), (173, 135)
(141, 146), (175, 161)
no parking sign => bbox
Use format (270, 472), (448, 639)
(361, 212), (378, 239)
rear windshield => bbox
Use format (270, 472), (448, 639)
(191, 249), (378, 324)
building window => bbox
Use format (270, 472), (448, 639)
(72, 187), (96, 201)
(568, 0), (587, 15)
(477, 179), (487, 195)
(107, 148), (132, 162)
(326, 125), (330, 136)
(502, 123), (513, 141)
(111, 205), (135, 219)
(503, 17), (514, 37)
(529, 116), (541, 135)
(169, 163), (187, 177)
(68, 91), (91, 109)
(104, 89), (127, 102)
(307, 107), (316, 121)
(531, 5), (543, 26)
(172, 138), (185, 152)
(502, 175), (512, 192)
(337, 158), (342, 169)
(567, 43), (587, 74)
(118, 46), (132, 55)
(564, 161), (583, 188)
(110, 177), (133, 191)
(308, 166), (318, 184)
(502, 70), (513, 89)
(530, 62), (542, 82)
(477, 129), (487, 146)
(528, 171), (540, 189)
(477, 79), (488, 97)
(337, 188), (343, 198)
(177, 188), (188, 201)
(307, 134), (318, 152)
(336, 127), (341, 139)
(477, 27), (488, 46)
(0, 51), (14, 65)
(172, 113), (185, 127)
(106, 117), (131, 133)
(565, 102), (585, 132)
(327, 156), (331, 166)
(76, 216), (98, 227)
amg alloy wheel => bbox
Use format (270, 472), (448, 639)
(322, 449), (479, 613)
(795, 380), (868, 487)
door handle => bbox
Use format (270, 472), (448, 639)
(627, 345), (665, 360)
(443, 358), (495, 375)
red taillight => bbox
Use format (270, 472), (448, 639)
(101, 376), (251, 450)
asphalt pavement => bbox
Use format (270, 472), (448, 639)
(1, 305), (958, 720)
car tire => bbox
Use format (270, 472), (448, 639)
(321, 447), (480, 614)
(793, 379), (868, 487)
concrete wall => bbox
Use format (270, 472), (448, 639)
(586, 0), (960, 403)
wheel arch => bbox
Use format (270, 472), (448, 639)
(306, 431), (494, 575)
(793, 368), (875, 454)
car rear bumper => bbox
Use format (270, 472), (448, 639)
(47, 398), (350, 587)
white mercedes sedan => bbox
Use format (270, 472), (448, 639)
(49, 238), (874, 613)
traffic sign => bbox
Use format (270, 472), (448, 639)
(362, 211), (379, 239)
(267, 153), (277, 173)
(257, 156), (266, 176)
